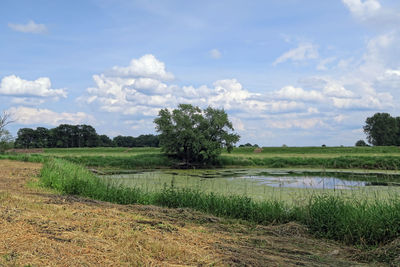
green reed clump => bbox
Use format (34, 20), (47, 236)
(39, 158), (400, 247)
(153, 188), (291, 224)
(302, 195), (400, 246)
(40, 158), (154, 204)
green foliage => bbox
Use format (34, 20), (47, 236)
(154, 104), (240, 165)
(113, 134), (159, 147)
(0, 129), (13, 153)
(304, 195), (400, 246)
(14, 124), (159, 149)
(363, 113), (399, 146)
(355, 140), (368, 147)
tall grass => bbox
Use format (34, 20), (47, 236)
(40, 158), (400, 247)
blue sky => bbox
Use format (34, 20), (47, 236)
(1, 0), (400, 146)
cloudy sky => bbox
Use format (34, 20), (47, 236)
(1, 0), (400, 146)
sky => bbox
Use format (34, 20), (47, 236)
(1, 0), (400, 146)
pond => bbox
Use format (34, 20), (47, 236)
(100, 169), (400, 202)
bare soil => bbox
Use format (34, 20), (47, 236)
(0, 160), (386, 266)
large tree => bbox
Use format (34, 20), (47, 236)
(363, 113), (398, 146)
(154, 104), (240, 165)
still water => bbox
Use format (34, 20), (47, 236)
(100, 169), (400, 201)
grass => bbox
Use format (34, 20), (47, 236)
(6, 146), (400, 170)
(219, 155), (400, 170)
(39, 157), (400, 248)
(1, 159), (368, 266)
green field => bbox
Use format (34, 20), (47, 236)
(27, 146), (400, 170)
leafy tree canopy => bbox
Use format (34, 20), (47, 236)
(355, 140), (368, 147)
(154, 104), (240, 165)
(363, 113), (399, 146)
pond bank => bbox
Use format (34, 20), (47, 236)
(0, 159), (373, 266)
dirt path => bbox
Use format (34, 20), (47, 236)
(0, 160), (381, 266)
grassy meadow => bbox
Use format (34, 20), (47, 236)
(38, 157), (400, 249)
(2, 145), (400, 263)
(5, 145), (400, 170)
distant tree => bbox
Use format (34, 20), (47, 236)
(363, 113), (398, 146)
(239, 143), (258, 147)
(154, 104), (240, 165)
(98, 135), (113, 147)
(14, 128), (36, 148)
(0, 112), (13, 152)
(355, 140), (368, 147)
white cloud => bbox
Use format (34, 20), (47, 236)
(0, 75), (67, 99)
(331, 91), (393, 109)
(275, 86), (324, 102)
(209, 49), (222, 59)
(111, 54), (174, 80)
(8, 106), (95, 125)
(342, 0), (400, 26)
(385, 69), (400, 76)
(273, 43), (319, 65)
(267, 117), (324, 129)
(322, 82), (354, 98)
(267, 100), (305, 113)
(342, 0), (381, 19)
(81, 55), (266, 117)
(8, 20), (47, 34)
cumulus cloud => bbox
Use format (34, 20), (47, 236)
(342, 0), (381, 19)
(275, 86), (323, 102)
(8, 20), (47, 34)
(273, 43), (319, 65)
(209, 49), (222, 59)
(342, 0), (400, 26)
(111, 54), (174, 80)
(80, 55), (268, 117)
(8, 106), (95, 125)
(322, 82), (354, 98)
(80, 51), (398, 139)
(0, 75), (67, 99)
(331, 92), (393, 109)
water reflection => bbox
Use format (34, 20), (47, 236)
(241, 176), (366, 189)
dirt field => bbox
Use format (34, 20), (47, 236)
(0, 160), (384, 266)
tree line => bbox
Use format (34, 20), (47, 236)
(14, 124), (159, 149)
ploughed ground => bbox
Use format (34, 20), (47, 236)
(0, 160), (386, 266)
